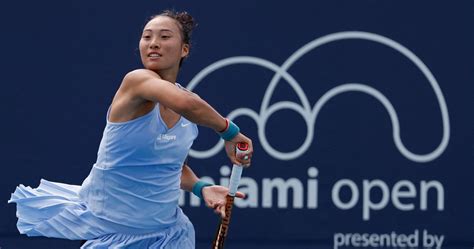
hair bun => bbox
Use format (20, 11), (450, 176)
(153, 10), (197, 45)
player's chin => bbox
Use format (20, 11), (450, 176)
(143, 63), (161, 71)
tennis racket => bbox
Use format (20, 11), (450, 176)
(211, 142), (249, 249)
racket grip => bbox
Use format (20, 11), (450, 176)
(228, 143), (249, 196)
(228, 165), (242, 197)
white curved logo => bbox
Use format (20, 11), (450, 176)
(187, 31), (450, 163)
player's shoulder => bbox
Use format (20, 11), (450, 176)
(123, 69), (161, 85)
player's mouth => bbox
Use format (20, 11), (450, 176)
(148, 52), (162, 59)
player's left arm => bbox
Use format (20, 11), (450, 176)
(180, 162), (245, 217)
(180, 162), (199, 193)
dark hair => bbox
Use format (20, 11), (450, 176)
(149, 10), (197, 68)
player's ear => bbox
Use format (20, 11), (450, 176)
(181, 43), (190, 58)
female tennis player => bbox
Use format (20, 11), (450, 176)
(8, 10), (253, 248)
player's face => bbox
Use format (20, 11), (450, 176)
(139, 16), (189, 73)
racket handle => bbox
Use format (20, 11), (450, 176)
(228, 143), (249, 196)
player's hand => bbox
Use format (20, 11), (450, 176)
(224, 133), (253, 167)
(202, 185), (245, 218)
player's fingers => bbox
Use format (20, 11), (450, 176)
(235, 147), (252, 166)
(210, 199), (224, 209)
(230, 157), (240, 165)
(206, 200), (218, 209)
(215, 200), (224, 207)
(235, 191), (246, 199)
(213, 204), (225, 217)
(219, 205), (226, 218)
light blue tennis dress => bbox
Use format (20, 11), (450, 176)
(8, 92), (199, 248)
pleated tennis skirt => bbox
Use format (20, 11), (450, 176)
(8, 179), (195, 248)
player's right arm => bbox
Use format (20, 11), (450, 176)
(124, 69), (226, 131)
(122, 69), (253, 165)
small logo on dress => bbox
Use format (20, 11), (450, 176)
(157, 134), (177, 141)
(181, 122), (191, 127)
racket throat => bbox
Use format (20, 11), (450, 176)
(211, 195), (235, 249)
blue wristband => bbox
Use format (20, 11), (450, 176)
(192, 180), (213, 199)
(219, 120), (240, 141)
